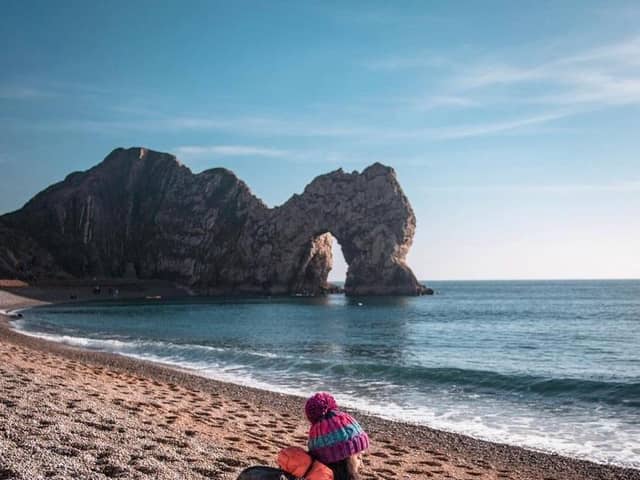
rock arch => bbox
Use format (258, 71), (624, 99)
(241, 163), (428, 295)
(1, 148), (430, 296)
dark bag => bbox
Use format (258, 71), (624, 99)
(236, 466), (296, 480)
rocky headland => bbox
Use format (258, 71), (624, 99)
(0, 147), (430, 296)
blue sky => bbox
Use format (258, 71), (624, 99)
(1, 0), (639, 280)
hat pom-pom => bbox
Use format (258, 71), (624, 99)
(305, 392), (338, 423)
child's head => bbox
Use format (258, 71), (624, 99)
(305, 392), (369, 476)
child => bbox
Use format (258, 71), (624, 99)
(238, 392), (369, 480)
(304, 392), (370, 480)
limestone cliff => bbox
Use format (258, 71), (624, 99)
(0, 220), (65, 282)
(0, 147), (430, 296)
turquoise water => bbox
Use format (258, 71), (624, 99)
(15, 280), (640, 467)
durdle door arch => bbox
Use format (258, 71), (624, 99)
(249, 163), (430, 296)
(0, 148), (430, 296)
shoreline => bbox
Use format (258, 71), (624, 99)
(1, 287), (639, 479)
(8, 312), (640, 472)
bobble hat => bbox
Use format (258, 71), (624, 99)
(305, 392), (370, 465)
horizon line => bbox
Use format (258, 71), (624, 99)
(328, 277), (640, 282)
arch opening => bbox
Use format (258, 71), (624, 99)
(293, 231), (349, 295)
(327, 233), (347, 286)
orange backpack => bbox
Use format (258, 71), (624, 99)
(277, 447), (334, 480)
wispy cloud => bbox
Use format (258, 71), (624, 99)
(331, 7), (447, 27)
(412, 95), (480, 111)
(21, 105), (576, 144)
(371, 35), (640, 113)
(174, 145), (291, 159)
(171, 145), (381, 168)
(421, 111), (574, 140)
(364, 53), (456, 71)
(0, 85), (54, 100)
(425, 180), (640, 194)
(41, 114), (372, 139)
(0, 80), (146, 104)
(33, 108), (574, 142)
(455, 35), (640, 107)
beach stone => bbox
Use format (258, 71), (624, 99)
(0, 147), (429, 296)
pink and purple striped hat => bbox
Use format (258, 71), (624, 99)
(305, 392), (370, 464)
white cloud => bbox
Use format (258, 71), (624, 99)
(371, 35), (640, 113)
(0, 85), (53, 100)
(414, 95), (480, 110)
(49, 112), (372, 139)
(172, 145), (377, 166)
(25, 108), (575, 143)
(422, 111), (574, 140)
(364, 53), (455, 71)
(33, 86), (578, 140)
(0, 79), (123, 100)
(456, 64), (547, 89)
(174, 145), (290, 159)
(455, 35), (640, 108)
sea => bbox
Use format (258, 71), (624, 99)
(12, 280), (640, 468)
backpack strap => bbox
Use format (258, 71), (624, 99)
(299, 459), (316, 479)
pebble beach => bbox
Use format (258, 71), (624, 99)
(1, 287), (639, 480)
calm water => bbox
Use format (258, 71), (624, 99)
(14, 280), (640, 467)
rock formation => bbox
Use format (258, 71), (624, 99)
(0, 220), (63, 281)
(0, 147), (430, 296)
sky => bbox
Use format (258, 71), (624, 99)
(1, 0), (639, 281)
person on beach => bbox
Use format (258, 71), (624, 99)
(303, 392), (370, 480)
(237, 392), (370, 480)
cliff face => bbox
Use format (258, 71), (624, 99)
(1, 147), (429, 296)
(0, 220), (64, 281)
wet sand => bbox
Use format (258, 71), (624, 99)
(1, 287), (638, 480)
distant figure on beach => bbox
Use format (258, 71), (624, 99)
(237, 392), (369, 480)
